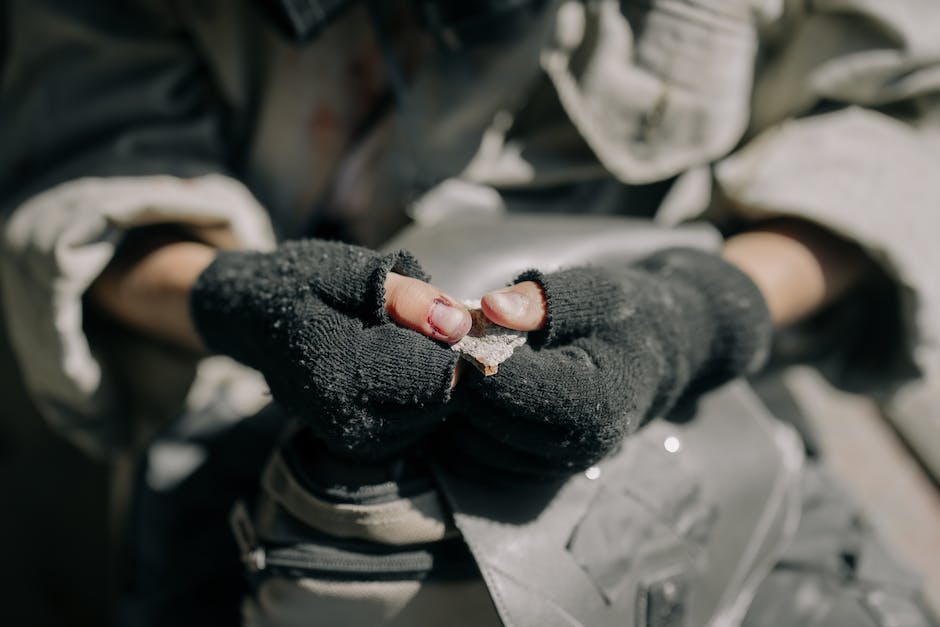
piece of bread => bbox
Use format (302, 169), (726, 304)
(451, 301), (527, 376)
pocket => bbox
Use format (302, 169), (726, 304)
(564, 423), (716, 627)
(566, 484), (697, 621)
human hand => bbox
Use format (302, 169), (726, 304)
(450, 248), (773, 477)
(479, 279), (548, 333)
(190, 239), (471, 460)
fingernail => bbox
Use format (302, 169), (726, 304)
(429, 299), (471, 340)
(483, 290), (526, 320)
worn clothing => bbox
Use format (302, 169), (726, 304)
(123, 370), (931, 627)
(1, 2), (940, 625)
(191, 240), (459, 460)
(455, 248), (774, 477)
(2, 0), (940, 457)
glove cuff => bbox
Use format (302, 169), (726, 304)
(517, 248), (772, 384)
(191, 248), (266, 363)
(636, 248), (773, 387)
(514, 266), (624, 348)
(282, 242), (428, 325)
(370, 249), (429, 324)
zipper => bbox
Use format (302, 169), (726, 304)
(231, 500), (438, 580)
(231, 500), (267, 572)
(259, 544), (434, 578)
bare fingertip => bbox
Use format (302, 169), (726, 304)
(429, 298), (472, 342)
(482, 290), (527, 321)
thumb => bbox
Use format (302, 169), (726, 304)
(481, 281), (547, 331)
(384, 272), (472, 343)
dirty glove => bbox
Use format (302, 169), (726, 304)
(190, 240), (459, 460)
(452, 248), (773, 477)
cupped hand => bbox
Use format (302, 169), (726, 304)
(448, 250), (774, 478)
(384, 272), (472, 343)
(190, 240), (471, 460)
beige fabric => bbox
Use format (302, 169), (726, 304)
(885, 378), (940, 485)
(541, 0), (770, 184)
(714, 108), (940, 382)
(4, 0), (940, 451)
(467, 0), (940, 388)
(250, 451), (494, 625)
(261, 451), (454, 545)
(244, 577), (501, 627)
(1, 2), (937, 622)
(1, 174), (275, 457)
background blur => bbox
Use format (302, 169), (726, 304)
(1, 291), (111, 626)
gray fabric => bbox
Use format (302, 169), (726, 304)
(453, 248), (773, 477)
(260, 451), (453, 545)
(713, 108), (940, 393)
(383, 214), (723, 296)
(4, 0), (940, 453)
(436, 381), (804, 627)
(244, 577), (501, 627)
(541, 0), (763, 184)
(389, 219), (800, 626)
(0, 176), (274, 457)
(472, 0), (940, 391)
(1, 2), (936, 624)
(884, 379), (940, 484)
(742, 462), (938, 627)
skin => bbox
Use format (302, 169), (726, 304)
(90, 238), (475, 354)
(90, 219), (871, 364)
(483, 218), (871, 332)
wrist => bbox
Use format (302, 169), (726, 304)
(91, 237), (217, 353)
(637, 248), (773, 384)
(722, 220), (871, 327)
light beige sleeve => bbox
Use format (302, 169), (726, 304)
(716, 107), (940, 386)
(1, 174), (276, 457)
(711, 0), (940, 387)
(540, 0), (775, 185)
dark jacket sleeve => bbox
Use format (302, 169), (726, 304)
(0, 0), (236, 213)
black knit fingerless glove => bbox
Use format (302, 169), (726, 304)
(449, 247), (773, 478)
(190, 240), (459, 460)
